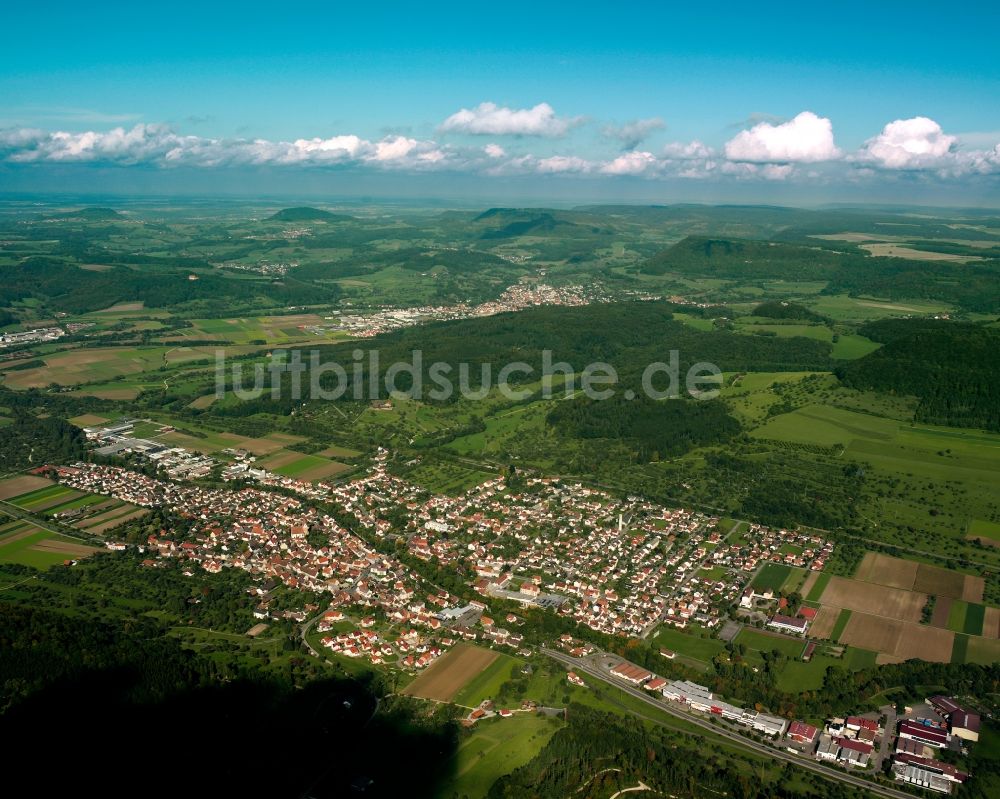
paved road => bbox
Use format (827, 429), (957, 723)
(542, 648), (913, 799)
(640, 517), (744, 640)
(876, 704), (897, 772)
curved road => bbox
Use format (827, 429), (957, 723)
(542, 648), (914, 799)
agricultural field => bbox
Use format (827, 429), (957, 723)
(749, 403), (1000, 566)
(0, 521), (99, 568)
(257, 450), (351, 481)
(184, 314), (350, 345)
(809, 552), (999, 663)
(402, 644), (500, 703)
(0, 475), (53, 500)
(0, 345), (233, 389)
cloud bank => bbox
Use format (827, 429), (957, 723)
(1, 108), (997, 186)
(439, 102), (581, 137)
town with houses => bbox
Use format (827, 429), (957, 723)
(303, 282), (605, 338)
(36, 418), (986, 796)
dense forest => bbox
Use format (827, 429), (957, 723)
(837, 318), (1000, 431)
(548, 395), (740, 461)
(490, 705), (858, 799)
(0, 256), (340, 313)
(751, 300), (827, 322)
(212, 302), (835, 417)
(0, 414), (86, 470)
(641, 236), (1000, 313)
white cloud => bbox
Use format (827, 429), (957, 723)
(438, 102), (581, 137)
(602, 118), (665, 150)
(0, 124), (451, 170)
(662, 140), (714, 160)
(760, 163), (794, 180)
(725, 111), (840, 163)
(483, 143), (506, 158)
(600, 151), (658, 176)
(535, 155), (594, 173)
(858, 117), (956, 170)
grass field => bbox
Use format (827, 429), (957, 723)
(777, 647), (878, 692)
(751, 563), (792, 593)
(449, 714), (562, 799)
(946, 601), (986, 635)
(806, 572), (831, 601)
(651, 626), (726, 667)
(830, 609), (853, 640)
(968, 518), (1000, 544)
(452, 652), (522, 707)
(735, 628), (807, 659)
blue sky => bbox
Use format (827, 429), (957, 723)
(2, 1), (999, 204)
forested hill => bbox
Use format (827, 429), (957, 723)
(836, 318), (1000, 431)
(343, 300), (833, 379)
(268, 206), (353, 222)
(0, 415), (87, 470)
(282, 301), (831, 394)
(0, 257), (340, 313)
(641, 236), (1000, 313)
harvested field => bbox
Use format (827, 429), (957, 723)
(875, 654), (906, 665)
(851, 553), (982, 603)
(69, 413), (111, 426)
(808, 606), (841, 639)
(319, 445), (361, 458)
(838, 613), (903, 653)
(216, 432), (288, 455)
(84, 508), (148, 534)
(0, 475), (53, 500)
(293, 461), (351, 481)
(76, 504), (140, 529)
(960, 574), (985, 604)
(838, 613), (954, 662)
(818, 576), (926, 622)
(402, 644), (498, 703)
(257, 450), (303, 470)
(894, 623), (954, 662)
(983, 607), (1000, 639)
(930, 596), (952, 629)
(855, 552), (918, 589)
(913, 562), (968, 599)
(29, 540), (99, 557)
(82, 387), (141, 400)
